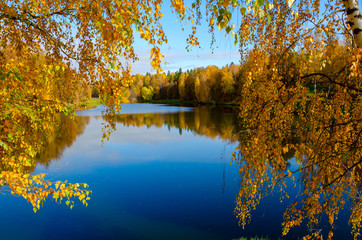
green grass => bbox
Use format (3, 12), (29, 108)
(80, 98), (103, 106)
(73, 98), (103, 111)
(233, 237), (279, 240)
(74, 98), (239, 111)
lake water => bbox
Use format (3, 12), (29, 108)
(0, 104), (354, 239)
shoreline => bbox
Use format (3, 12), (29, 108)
(75, 98), (239, 111)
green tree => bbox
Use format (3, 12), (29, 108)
(141, 86), (154, 101)
(220, 66), (235, 101)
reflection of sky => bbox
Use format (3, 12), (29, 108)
(0, 104), (354, 240)
(36, 116), (237, 175)
(76, 103), (194, 116)
(25, 104), (247, 240)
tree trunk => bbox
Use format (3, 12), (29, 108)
(342, 0), (362, 48)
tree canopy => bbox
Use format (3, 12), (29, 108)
(1, 0), (362, 238)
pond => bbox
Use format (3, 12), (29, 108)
(0, 104), (354, 240)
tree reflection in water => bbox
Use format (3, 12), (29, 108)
(101, 103), (361, 239)
(0, 112), (91, 212)
(110, 105), (240, 143)
(8, 103), (362, 239)
(35, 115), (91, 168)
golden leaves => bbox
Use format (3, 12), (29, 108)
(1, 1), (361, 238)
(0, 41), (93, 210)
(171, 0), (186, 15)
(234, 37), (362, 238)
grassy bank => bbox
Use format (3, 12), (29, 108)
(233, 237), (278, 240)
(73, 98), (239, 112)
(73, 98), (103, 111)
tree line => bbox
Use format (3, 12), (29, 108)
(92, 64), (241, 104)
(91, 39), (356, 106)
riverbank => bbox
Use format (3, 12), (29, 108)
(73, 98), (103, 111)
(75, 98), (239, 111)
(145, 99), (239, 106)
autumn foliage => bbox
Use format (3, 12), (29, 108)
(226, 1), (362, 239)
(0, 0), (179, 211)
(122, 64), (240, 104)
(1, 0), (362, 238)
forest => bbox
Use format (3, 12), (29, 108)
(90, 39), (356, 105)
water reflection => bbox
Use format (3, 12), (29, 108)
(25, 104), (243, 240)
(234, 114), (360, 239)
(35, 105), (240, 168)
(35, 115), (90, 168)
(111, 105), (240, 142)
(6, 103), (356, 239)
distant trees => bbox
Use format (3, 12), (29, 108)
(92, 81), (100, 98)
(99, 42), (359, 106)
(107, 64), (242, 104)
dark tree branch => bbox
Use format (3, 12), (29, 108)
(301, 72), (362, 92)
(1, 12), (96, 62)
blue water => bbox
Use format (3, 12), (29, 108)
(0, 104), (354, 239)
(76, 103), (194, 116)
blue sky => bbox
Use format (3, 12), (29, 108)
(130, 1), (241, 74)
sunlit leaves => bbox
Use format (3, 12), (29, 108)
(2, 1), (362, 235)
(0, 24), (92, 211)
(233, 41), (361, 239)
(160, 0), (361, 238)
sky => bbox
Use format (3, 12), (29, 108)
(130, 1), (242, 75)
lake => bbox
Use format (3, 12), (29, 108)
(0, 104), (354, 240)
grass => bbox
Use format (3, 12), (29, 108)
(80, 98), (103, 106)
(233, 237), (280, 240)
(73, 98), (103, 111)
(73, 97), (239, 112)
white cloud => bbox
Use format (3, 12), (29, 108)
(130, 48), (241, 75)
